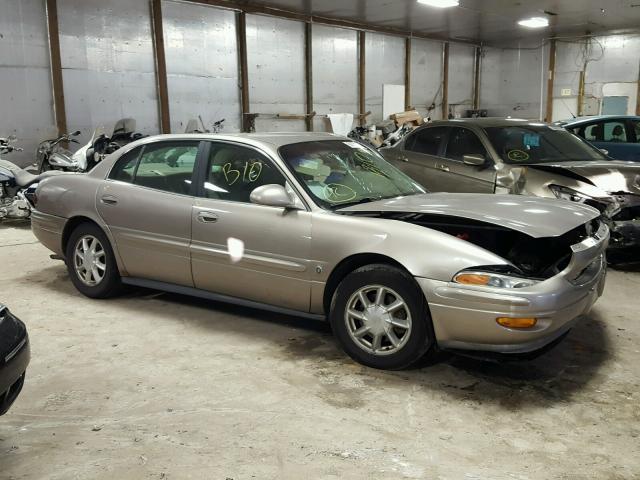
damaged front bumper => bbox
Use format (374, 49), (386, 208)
(607, 194), (640, 251)
(417, 221), (609, 354)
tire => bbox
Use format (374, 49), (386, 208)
(65, 222), (122, 298)
(329, 264), (435, 370)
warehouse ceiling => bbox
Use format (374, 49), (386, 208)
(238, 0), (640, 44)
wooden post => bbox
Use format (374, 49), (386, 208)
(45, 0), (67, 136)
(442, 42), (449, 119)
(358, 31), (366, 126)
(237, 12), (250, 132)
(150, 0), (171, 133)
(577, 70), (586, 117)
(305, 22), (313, 132)
(473, 46), (481, 110)
(405, 37), (411, 110)
(545, 39), (556, 122)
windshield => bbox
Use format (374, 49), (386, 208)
(279, 140), (425, 209)
(484, 125), (608, 164)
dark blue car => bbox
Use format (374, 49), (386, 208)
(557, 116), (640, 162)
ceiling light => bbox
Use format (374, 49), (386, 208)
(417, 0), (460, 8)
(517, 16), (549, 28)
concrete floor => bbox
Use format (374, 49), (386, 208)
(0, 223), (639, 480)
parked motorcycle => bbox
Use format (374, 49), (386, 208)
(184, 116), (226, 133)
(1, 136), (59, 220)
(35, 130), (82, 172)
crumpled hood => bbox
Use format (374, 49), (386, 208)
(526, 160), (640, 195)
(338, 193), (599, 238)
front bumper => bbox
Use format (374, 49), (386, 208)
(0, 307), (30, 415)
(417, 222), (609, 354)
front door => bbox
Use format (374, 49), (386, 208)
(190, 141), (313, 312)
(440, 127), (496, 193)
(97, 140), (202, 286)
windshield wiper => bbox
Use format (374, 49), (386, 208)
(331, 197), (382, 210)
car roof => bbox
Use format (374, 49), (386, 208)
(133, 132), (345, 149)
(424, 118), (549, 128)
(558, 115), (640, 126)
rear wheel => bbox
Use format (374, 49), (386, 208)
(329, 264), (435, 370)
(65, 223), (122, 298)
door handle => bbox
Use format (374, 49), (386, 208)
(197, 211), (218, 223)
(100, 195), (118, 205)
(437, 163), (450, 172)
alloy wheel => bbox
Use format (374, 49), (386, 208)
(74, 235), (106, 286)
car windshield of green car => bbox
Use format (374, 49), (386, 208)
(485, 125), (608, 164)
(279, 140), (425, 209)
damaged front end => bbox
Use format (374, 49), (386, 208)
(608, 193), (640, 252)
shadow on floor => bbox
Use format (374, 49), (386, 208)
(34, 263), (613, 409)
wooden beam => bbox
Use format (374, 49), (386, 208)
(405, 37), (411, 110)
(358, 31), (366, 126)
(305, 22), (313, 132)
(577, 70), (586, 117)
(186, 0), (479, 46)
(236, 11), (251, 132)
(45, 0), (67, 136)
(442, 42), (449, 120)
(545, 39), (556, 122)
(150, 0), (171, 133)
(473, 46), (481, 110)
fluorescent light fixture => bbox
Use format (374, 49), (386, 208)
(517, 16), (549, 28)
(417, 0), (459, 8)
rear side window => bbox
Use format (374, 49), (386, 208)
(584, 121), (628, 142)
(444, 127), (487, 161)
(405, 127), (447, 155)
(109, 147), (142, 182)
(134, 142), (200, 195)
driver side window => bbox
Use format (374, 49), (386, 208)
(204, 142), (286, 203)
(444, 127), (487, 162)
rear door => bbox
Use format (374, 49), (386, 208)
(97, 140), (202, 286)
(189, 141), (313, 311)
(441, 127), (496, 193)
(578, 119), (638, 161)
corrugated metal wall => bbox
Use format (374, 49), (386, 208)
(0, 0), (54, 167)
(311, 25), (358, 132)
(162, 0), (241, 134)
(246, 15), (306, 132)
(410, 38), (443, 121)
(480, 45), (546, 120)
(365, 33), (405, 123)
(448, 43), (475, 118)
(57, 0), (159, 147)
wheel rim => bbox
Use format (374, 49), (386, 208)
(344, 285), (412, 356)
(74, 235), (106, 286)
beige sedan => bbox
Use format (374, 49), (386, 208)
(30, 133), (607, 369)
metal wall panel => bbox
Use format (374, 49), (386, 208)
(311, 25), (358, 132)
(480, 45), (545, 120)
(448, 43), (475, 117)
(0, 0), (55, 167)
(246, 14), (306, 132)
(57, 0), (159, 147)
(162, 1), (240, 134)
(365, 33), (405, 123)
(410, 38), (443, 121)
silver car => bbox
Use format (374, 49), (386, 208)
(381, 118), (640, 254)
(30, 133), (607, 369)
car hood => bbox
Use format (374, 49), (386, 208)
(524, 161), (640, 195)
(338, 193), (599, 238)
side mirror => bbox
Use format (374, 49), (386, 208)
(463, 154), (486, 166)
(599, 148), (609, 156)
(250, 184), (298, 209)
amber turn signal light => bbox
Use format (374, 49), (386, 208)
(496, 317), (537, 329)
(454, 273), (490, 285)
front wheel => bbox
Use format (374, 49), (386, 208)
(65, 223), (122, 298)
(329, 264), (435, 370)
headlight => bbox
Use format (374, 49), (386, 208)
(453, 271), (538, 289)
(548, 184), (592, 203)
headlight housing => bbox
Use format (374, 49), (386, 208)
(548, 184), (592, 203)
(548, 184), (620, 216)
(453, 271), (538, 289)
